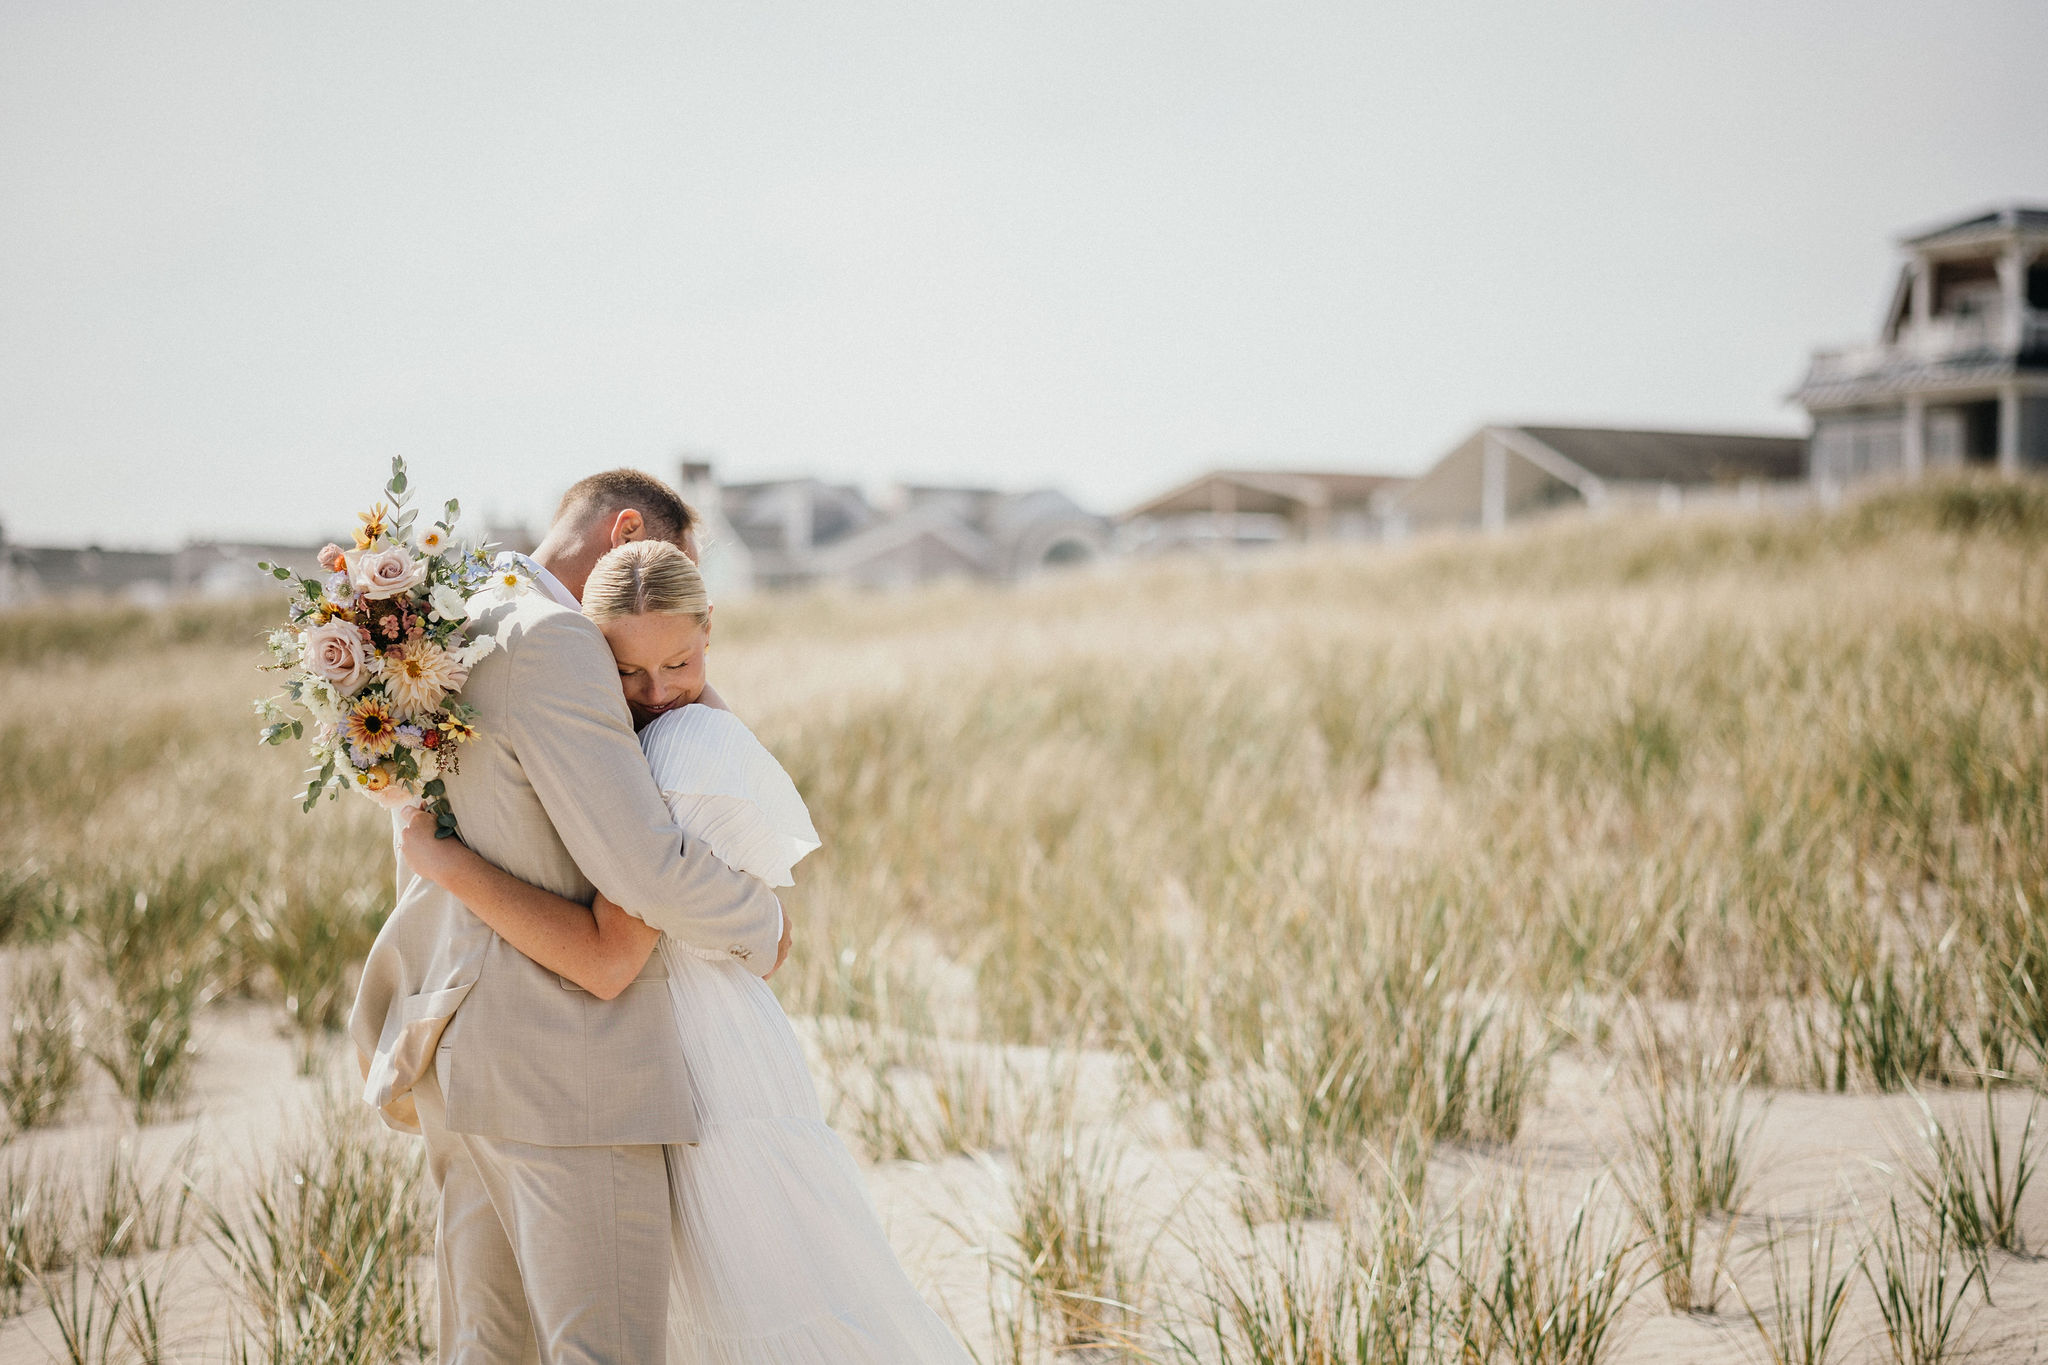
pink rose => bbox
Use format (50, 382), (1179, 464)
(300, 619), (374, 696)
(317, 543), (347, 572)
(349, 546), (428, 600)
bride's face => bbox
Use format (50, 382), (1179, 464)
(599, 609), (712, 727)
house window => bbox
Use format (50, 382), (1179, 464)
(1961, 399), (2000, 463)
(1934, 258), (2000, 316)
(1042, 538), (1093, 567)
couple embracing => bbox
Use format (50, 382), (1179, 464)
(348, 470), (970, 1364)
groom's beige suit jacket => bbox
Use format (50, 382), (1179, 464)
(347, 591), (782, 1147)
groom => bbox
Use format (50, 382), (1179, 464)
(350, 468), (787, 1364)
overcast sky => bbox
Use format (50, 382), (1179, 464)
(2, 1), (2044, 548)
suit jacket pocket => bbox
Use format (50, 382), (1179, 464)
(376, 982), (475, 1103)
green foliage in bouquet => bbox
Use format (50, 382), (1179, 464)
(254, 457), (521, 837)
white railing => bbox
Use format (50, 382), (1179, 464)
(1805, 309), (2038, 383)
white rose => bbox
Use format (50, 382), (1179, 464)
(299, 619), (374, 696)
(429, 583), (471, 622)
(350, 546), (429, 600)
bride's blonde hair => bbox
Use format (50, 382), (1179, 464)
(581, 540), (711, 625)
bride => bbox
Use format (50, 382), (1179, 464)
(396, 539), (971, 1364)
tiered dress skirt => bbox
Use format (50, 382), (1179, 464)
(659, 938), (973, 1364)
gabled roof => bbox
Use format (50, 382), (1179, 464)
(808, 501), (996, 576)
(1902, 204), (2048, 248)
(1514, 426), (1806, 485)
(1123, 469), (1406, 520)
(722, 479), (878, 553)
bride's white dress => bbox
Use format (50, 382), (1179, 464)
(637, 706), (971, 1365)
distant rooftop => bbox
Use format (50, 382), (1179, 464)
(1901, 203), (2048, 248)
(1123, 469), (1406, 521)
(1513, 425), (1807, 485)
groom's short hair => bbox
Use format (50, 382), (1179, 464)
(555, 469), (695, 548)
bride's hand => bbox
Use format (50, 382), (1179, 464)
(397, 806), (475, 887)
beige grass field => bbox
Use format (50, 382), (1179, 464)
(3, 479), (2048, 1363)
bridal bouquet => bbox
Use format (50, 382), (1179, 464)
(255, 457), (526, 833)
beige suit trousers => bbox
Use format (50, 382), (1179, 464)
(415, 1054), (672, 1365)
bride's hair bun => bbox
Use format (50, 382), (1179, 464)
(582, 540), (710, 625)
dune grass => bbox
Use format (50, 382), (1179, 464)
(3, 477), (2047, 1359)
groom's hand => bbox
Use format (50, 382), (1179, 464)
(767, 908), (793, 978)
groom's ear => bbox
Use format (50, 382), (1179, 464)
(607, 508), (646, 547)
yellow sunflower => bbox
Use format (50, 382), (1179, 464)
(345, 696), (400, 756)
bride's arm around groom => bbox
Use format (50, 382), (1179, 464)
(501, 602), (783, 957)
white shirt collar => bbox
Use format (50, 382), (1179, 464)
(497, 550), (579, 610)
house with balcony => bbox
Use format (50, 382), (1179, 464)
(1793, 205), (2048, 485)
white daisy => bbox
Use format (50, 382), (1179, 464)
(473, 564), (535, 608)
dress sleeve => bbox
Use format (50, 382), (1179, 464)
(639, 707), (821, 888)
